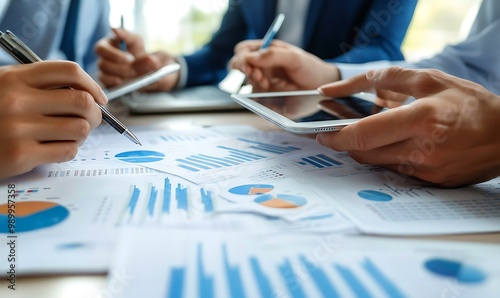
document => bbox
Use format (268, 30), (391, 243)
(0, 127), (355, 274)
(309, 171), (500, 235)
(1, 124), (499, 275)
(105, 125), (500, 235)
(108, 228), (500, 298)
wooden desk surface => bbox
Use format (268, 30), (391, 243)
(1, 110), (499, 298)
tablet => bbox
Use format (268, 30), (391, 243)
(104, 63), (180, 101)
(231, 90), (382, 134)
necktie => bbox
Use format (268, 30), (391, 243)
(60, 0), (80, 61)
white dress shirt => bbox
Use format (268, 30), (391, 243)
(337, 0), (500, 95)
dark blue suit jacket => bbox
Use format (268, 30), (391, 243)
(184, 0), (417, 87)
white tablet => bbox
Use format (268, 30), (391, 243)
(231, 90), (382, 134)
(104, 63), (180, 101)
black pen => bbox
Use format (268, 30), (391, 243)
(0, 30), (142, 146)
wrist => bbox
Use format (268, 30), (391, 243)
(321, 63), (340, 85)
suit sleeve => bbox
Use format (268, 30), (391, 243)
(183, 3), (249, 87)
(330, 0), (417, 63)
(82, 0), (111, 78)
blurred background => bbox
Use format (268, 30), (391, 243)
(108, 0), (482, 62)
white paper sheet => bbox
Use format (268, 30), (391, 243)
(108, 228), (500, 298)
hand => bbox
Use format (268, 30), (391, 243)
(95, 28), (179, 91)
(316, 67), (500, 187)
(0, 62), (107, 179)
(230, 39), (340, 92)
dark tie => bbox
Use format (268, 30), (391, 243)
(60, 0), (80, 62)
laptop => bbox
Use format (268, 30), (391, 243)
(119, 85), (244, 113)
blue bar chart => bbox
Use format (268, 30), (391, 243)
(162, 243), (407, 298)
(114, 230), (499, 298)
(175, 139), (303, 173)
(294, 154), (343, 169)
(122, 177), (215, 224)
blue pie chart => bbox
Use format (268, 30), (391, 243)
(115, 150), (165, 163)
(424, 258), (486, 283)
(0, 201), (69, 233)
(358, 190), (393, 202)
(228, 184), (274, 195)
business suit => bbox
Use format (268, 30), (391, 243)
(0, 0), (110, 77)
(338, 0), (500, 95)
(183, 0), (417, 87)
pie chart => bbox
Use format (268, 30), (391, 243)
(0, 201), (69, 233)
(254, 194), (307, 209)
(358, 190), (393, 202)
(115, 150), (165, 163)
(228, 184), (274, 195)
(424, 258), (486, 283)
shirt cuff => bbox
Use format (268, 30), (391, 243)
(336, 61), (396, 80)
(174, 55), (188, 89)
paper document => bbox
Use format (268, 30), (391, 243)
(108, 228), (500, 298)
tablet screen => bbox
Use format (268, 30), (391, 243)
(246, 93), (381, 123)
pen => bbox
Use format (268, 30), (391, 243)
(119, 14), (127, 52)
(261, 13), (285, 49)
(0, 30), (142, 146)
(217, 14), (285, 94)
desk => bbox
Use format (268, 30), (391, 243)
(1, 110), (499, 298)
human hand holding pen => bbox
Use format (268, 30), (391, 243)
(0, 62), (107, 179)
(0, 30), (141, 145)
(219, 13), (285, 93)
(96, 28), (179, 91)
(230, 39), (340, 92)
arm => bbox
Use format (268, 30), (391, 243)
(81, 0), (111, 78)
(0, 62), (106, 179)
(414, 20), (500, 95)
(183, 3), (249, 87)
(316, 67), (500, 187)
(329, 0), (417, 63)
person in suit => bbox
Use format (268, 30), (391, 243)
(96, 0), (417, 91)
(0, 0), (110, 77)
(230, 0), (500, 187)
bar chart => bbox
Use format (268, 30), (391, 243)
(112, 230), (499, 298)
(122, 176), (216, 224)
(293, 154), (344, 170)
(175, 139), (303, 173)
(175, 244), (405, 298)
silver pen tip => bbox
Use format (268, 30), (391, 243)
(124, 130), (142, 146)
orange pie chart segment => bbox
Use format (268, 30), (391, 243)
(254, 194), (307, 209)
(0, 201), (69, 233)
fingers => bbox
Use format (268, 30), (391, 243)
(319, 73), (375, 97)
(234, 40), (265, 55)
(95, 36), (134, 64)
(234, 39), (289, 55)
(21, 62), (107, 105)
(316, 105), (420, 152)
(4, 116), (94, 144)
(366, 67), (448, 98)
(318, 69), (413, 108)
(6, 88), (102, 125)
(98, 56), (137, 78)
(111, 28), (147, 57)
(2, 139), (80, 175)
